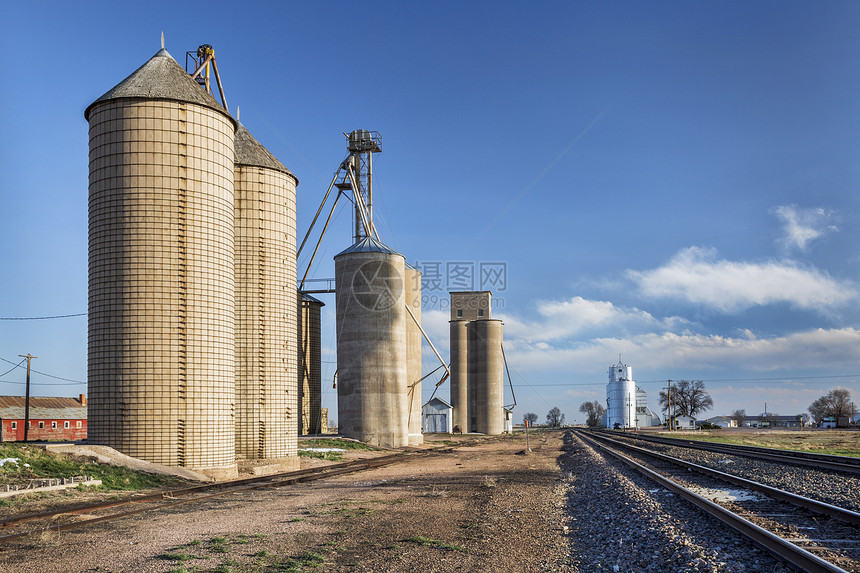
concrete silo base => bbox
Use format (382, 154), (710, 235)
(195, 465), (239, 481)
(238, 457), (301, 476)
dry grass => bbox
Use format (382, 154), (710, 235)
(424, 484), (449, 497)
(656, 429), (860, 457)
(481, 475), (498, 488)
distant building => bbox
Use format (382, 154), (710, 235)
(669, 415), (696, 430)
(747, 415), (804, 428)
(705, 414), (805, 428)
(0, 395), (87, 441)
(704, 416), (737, 428)
(605, 360), (661, 429)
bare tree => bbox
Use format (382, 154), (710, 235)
(659, 380), (713, 418)
(657, 388), (677, 417)
(730, 408), (747, 427)
(546, 407), (566, 428)
(578, 401), (606, 428)
(523, 412), (538, 426)
(809, 388), (856, 423)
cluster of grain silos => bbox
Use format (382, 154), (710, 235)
(85, 47), (308, 478)
(449, 292), (505, 434)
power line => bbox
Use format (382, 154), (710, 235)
(0, 380), (85, 386)
(0, 356), (86, 384)
(0, 313), (86, 320)
(0, 358), (25, 378)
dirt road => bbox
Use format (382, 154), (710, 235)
(0, 432), (572, 572)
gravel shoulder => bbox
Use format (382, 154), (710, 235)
(0, 431), (572, 572)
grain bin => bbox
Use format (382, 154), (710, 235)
(85, 48), (237, 478)
(334, 236), (408, 447)
(404, 264), (423, 445)
(448, 319), (469, 431)
(234, 123), (298, 464)
(299, 292), (324, 435)
(468, 319), (505, 435)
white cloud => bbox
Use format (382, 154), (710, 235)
(628, 246), (856, 313)
(771, 204), (838, 252)
(499, 296), (689, 341)
(504, 327), (860, 375)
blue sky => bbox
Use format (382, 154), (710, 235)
(2, 1), (859, 424)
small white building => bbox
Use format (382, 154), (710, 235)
(669, 415), (696, 430)
(422, 397), (453, 433)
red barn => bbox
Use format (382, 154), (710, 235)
(0, 395), (87, 441)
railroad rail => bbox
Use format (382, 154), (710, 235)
(0, 451), (423, 544)
(604, 430), (860, 475)
(574, 430), (860, 573)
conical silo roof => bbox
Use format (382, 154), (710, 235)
(235, 123), (294, 177)
(335, 236), (402, 258)
(84, 48), (235, 125)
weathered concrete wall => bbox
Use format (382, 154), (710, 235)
(335, 243), (408, 447)
(469, 319), (505, 435)
(405, 266), (423, 445)
(449, 319), (469, 431)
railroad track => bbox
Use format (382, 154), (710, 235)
(605, 430), (860, 475)
(0, 451), (422, 544)
(574, 430), (860, 573)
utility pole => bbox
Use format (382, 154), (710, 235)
(667, 380), (672, 431)
(525, 419), (531, 452)
(19, 354), (37, 442)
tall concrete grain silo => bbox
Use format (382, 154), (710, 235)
(448, 292), (493, 432)
(234, 123), (298, 467)
(404, 264), (423, 445)
(299, 292), (324, 435)
(85, 48), (237, 478)
(448, 319), (469, 431)
(468, 319), (505, 435)
(335, 237), (408, 447)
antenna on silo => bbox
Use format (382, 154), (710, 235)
(185, 44), (229, 112)
(161, 31), (165, 50)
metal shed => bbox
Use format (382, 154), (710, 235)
(422, 397), (453, 434)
